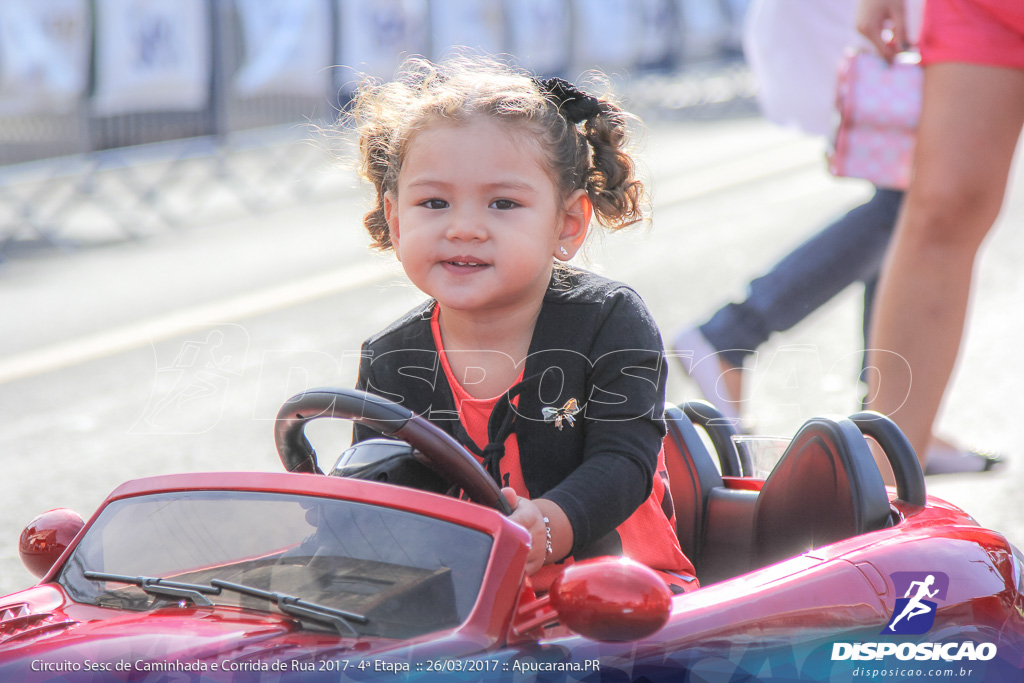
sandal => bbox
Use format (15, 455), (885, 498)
(924, 443), (1005, 476)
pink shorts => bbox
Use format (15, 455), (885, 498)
(920, 0), (1024, 69)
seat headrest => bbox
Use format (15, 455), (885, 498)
(753, 417), (890, 568)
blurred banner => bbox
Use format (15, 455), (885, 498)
(335, 0), (429, 90)
(0, 0), (90, 116)
(91, 0), (211, 116)
(0, 0), (755, 252)
(570, 0), (641, 73)
(638, 0), (678, 69)
(504, 0), (571, 76)
(233, 0), (333, 98)
(428, 0), (505, 60)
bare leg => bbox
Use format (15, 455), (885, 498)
(866, 63), (1024, 472)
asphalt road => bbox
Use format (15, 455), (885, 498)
(1, 113), (1021, 596)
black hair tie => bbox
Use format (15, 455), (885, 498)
(537, 77), (603, 124)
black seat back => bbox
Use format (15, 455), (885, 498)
(663, 404), (724, 563)
(664, 402), (760, 583)
(753, 416), (891, 568)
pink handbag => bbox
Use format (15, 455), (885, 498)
(827, 51), (922, 190)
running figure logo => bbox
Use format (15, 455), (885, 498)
(131, 324), (249, 434)
(884, 571), (949, 635)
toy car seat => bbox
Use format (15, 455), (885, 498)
(663, 404), (724, 565)
(752, 416), (891, 569)
(664, 402), (757, 583)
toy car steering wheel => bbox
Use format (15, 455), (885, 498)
(274, 387), (512, 515)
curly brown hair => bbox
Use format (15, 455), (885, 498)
(343, 55), (647, 250)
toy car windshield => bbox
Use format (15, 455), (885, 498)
(57, 490), (492, 639)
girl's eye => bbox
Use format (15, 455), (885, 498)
(490, 199), (518, 210)
(421, 199), (448, 209)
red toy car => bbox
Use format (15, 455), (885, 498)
(1, 388), (1022, 682)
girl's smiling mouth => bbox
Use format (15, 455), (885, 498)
(442, 257), (490, 271)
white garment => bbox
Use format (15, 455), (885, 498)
(743, 0), (923, 137)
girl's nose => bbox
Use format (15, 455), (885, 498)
(444, 208), (488, 241)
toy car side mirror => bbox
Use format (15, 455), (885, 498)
(19, 509), (84, 578)
(549, 557), (672, 642)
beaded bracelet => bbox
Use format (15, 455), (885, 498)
(543, 516), (552, 560)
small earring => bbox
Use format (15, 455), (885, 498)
(559, 247), (569, 257)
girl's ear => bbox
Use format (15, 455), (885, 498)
(383, 191), (401, 259)
(555, 189), (592, 261)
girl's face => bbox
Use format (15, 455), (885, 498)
(384, 117), (589, 319)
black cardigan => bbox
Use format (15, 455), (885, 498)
(354, 270), (668, 557)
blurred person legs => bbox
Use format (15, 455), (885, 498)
(865, 64), (1024, 477)
(862, 0), (1024, 479)
(673, 188), (901, 422)
(673, 184), (1004, 474)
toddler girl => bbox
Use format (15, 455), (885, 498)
(347, 56), (695, 591)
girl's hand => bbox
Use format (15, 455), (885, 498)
(502, 488), (547, 575)
(857, 0), (907, 62)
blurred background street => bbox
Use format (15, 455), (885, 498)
(1, 0), (1021, 595)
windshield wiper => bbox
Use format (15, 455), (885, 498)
(210, 579), (367, 636)
(83, 571), (219, 607)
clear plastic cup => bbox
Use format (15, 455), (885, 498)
(731, 435), (791, 479)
